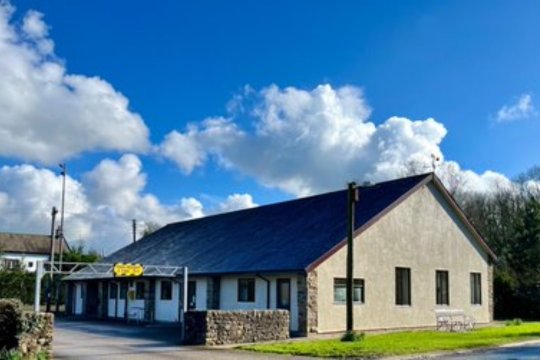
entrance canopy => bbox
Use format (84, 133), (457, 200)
(62, 263), (186, 281)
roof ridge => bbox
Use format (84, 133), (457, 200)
(165, 172), (434, 228)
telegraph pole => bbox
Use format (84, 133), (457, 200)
(132, 219), (137, 243)
(46, 207), (58, 312)
(346, 182), (358, 335)
(56, 163), (67, 313)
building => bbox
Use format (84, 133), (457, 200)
(0, 232), (69, 272)
(66, 173), (496, 335)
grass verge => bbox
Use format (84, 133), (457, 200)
(239, 323), (540, 358)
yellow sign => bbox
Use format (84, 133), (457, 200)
(113, 263), (144, 277)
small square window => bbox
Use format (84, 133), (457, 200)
(161, 280), (173, 300)
(237, 278), (255, 302)
(333, 278), (365, 303)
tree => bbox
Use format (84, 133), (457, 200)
(58, 245), (101, 263)
(141, 222), (161, 238)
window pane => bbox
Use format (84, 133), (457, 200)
(119, 282), (128, 299)
(471, 273), (482, 305)
(396, 268), (411, 305)
(238, 278), (255, 302)
(135, 282), (145, 300)
(334, 278), (364, 303)
(161, 280), (172, 300)
(436, 270), (449, 305)
(109, 283), (117, 299)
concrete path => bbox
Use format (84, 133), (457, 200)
(53, 319), (315, 360)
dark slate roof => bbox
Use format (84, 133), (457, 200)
(0, 232), (70, 255)
(98, 173), (432, 276)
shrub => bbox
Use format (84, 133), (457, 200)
(506, 318), (523, 326)
(0, 299), (23, 351)
(341, 331), (365, 342)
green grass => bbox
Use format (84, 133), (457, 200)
(239, 323), (540, 358)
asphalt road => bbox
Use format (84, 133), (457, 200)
(53, 319), (315, 360)
(432, 341), (540, 359)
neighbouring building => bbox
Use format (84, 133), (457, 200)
(66, 173), (496, 335)
(0, 232), (69, 272)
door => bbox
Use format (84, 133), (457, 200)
(155, 279), (179, 322)
(277, 279), (291, 310)
(85, 282), (99, 316)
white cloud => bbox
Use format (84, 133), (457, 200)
(495, 94), (536, 123)
(215, 193), (257, 213)
(0, 155), (257, 254)
(160, 84), (447, 196)
(160, 84), (540, 197)
(0, 3), (150, 164)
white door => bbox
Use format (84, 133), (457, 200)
(74, 283), (84, 315)
(155, 279), (179, 322)
(108, 282), (117, 318)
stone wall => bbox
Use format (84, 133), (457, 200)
(184, 310), (289, 345)
(0, 298), (54, 358)
(297, 271), (318, 336)
(488, 261), (494, 322)
(18, 312), (54, 359)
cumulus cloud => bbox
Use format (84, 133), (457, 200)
(159, 84), (540, 197)
(495, 94), (536, 123)
(0, 155), (257, 254)
(159, 84), (447, 196)
(0, 3), (150, 164)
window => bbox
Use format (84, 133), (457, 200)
(237, 278), (255, 302)
(119, 282), (128, 300)
(109, 283), (117, 299)
(135, 282), (145, 300)
(396, 267), (411, 305)
(436, 270), (449, 305)
(161, 280), (172, 300)
(471, 273), (482, 305)
(3, 259), (20, 270)
(188, 281), (197, 310)
(333, 278), (365, 303)
(27, 261), (34, 268)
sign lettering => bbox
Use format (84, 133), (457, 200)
(113, 263), (144, 277)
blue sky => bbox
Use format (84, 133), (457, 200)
(1, 0), (539, 252)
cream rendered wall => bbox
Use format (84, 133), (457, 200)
(316, 183), (491, 333)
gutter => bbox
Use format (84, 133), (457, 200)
(256, 273), (271, 309)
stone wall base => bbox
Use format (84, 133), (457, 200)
(184, 310), (289, 345)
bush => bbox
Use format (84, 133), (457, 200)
(0, 299), (23, 351)
(506, 318), (523, 326)
(341, 331), (365, 342)
(0, 348), (23, 360)
(0, 270), (35, 305)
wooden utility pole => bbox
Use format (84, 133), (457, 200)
(132, 219), (137, 243)
(346, 182), (358, 334)
(56, 163), (67, 313)
(46, 207), (58, 312)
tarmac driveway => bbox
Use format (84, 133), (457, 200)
(53, 319), (315, 360)
(433, 341), (540, 359)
